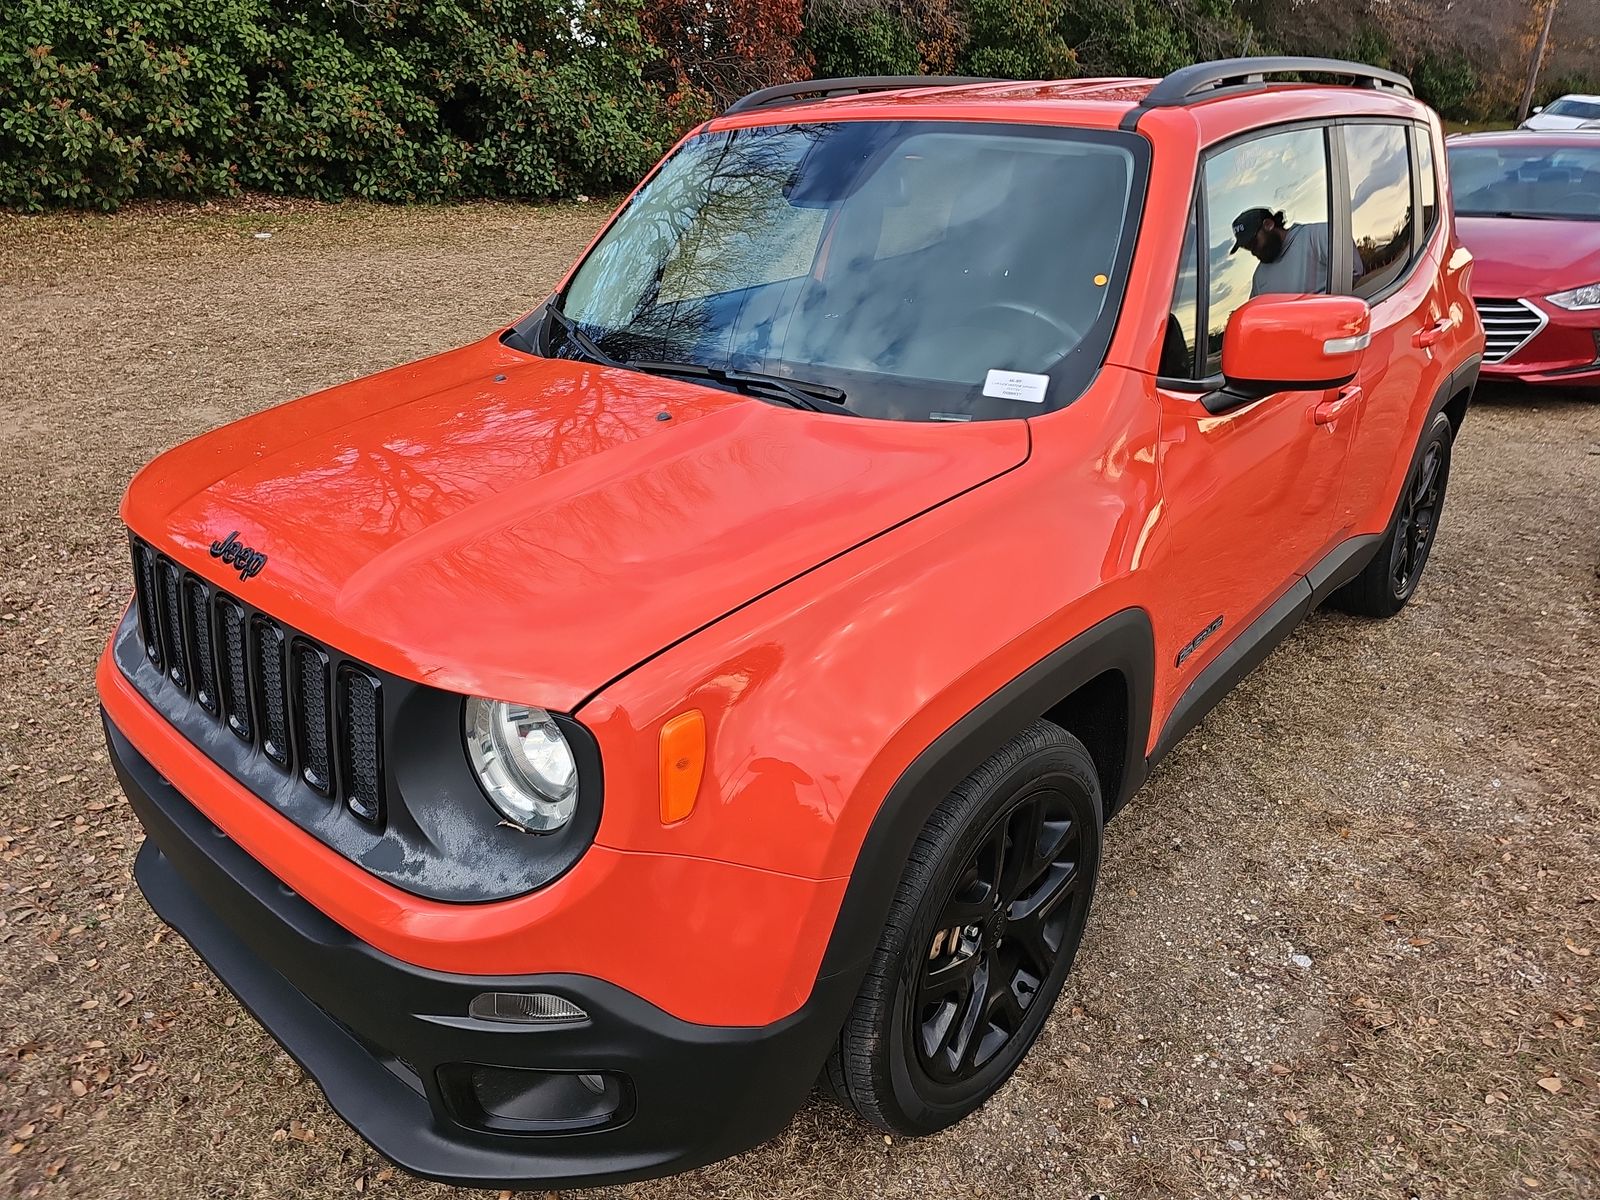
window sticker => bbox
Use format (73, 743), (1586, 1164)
(982, 369), (1051, 403)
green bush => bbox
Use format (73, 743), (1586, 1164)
(804, 0), (921, 79)
(1061, 0), (1254, 79)
(957, 0), (1074, 80)
(0, 0), (670, 210)
(1410, 51), (1478, 123)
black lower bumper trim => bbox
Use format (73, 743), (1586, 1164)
(107, 711), (852, 1188)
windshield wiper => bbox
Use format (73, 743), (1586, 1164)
(1461, 210), (1570, 221)
(544, 304), (625, 367)
(627, 359), (847, 413)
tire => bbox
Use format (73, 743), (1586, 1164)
(823, 721), (1103, 1135)
(1332, 410), (1454, 619)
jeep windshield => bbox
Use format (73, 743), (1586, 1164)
(543, 120), (1146, 422)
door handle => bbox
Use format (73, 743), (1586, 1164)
(1314, 385), (1363, 426)
(1413, 317), (1455, 348)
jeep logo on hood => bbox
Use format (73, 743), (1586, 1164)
(210, 531), (268, 580)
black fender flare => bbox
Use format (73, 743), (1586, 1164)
(814, 607), (1154, 983)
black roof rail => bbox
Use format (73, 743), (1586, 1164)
(1144, 56), (1413, 108)
(724, 76), (1000, 116)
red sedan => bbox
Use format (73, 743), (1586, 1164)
(1447, 132), (1600, 388)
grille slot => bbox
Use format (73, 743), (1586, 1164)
(340, 666), (385, 823)
(216, 595), (253, 743)
(1475, 298), (1546, 365)
(253, 618), (291, 770)
(292, 641), (335, 795)
(131, 541), (163, 672)
(184, 578), (219, 715)
(157, 558), (188, 692)
(128, 541), (388, 827)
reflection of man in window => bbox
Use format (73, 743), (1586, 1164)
(1232, 207), (1343, 296)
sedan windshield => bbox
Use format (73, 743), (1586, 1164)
(554, 121), (1145, 421)
(1545, 98), (1600, 120)
(1448, 143), (1600, 220)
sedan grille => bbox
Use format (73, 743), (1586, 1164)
(1475, 298), (1546, 365)
(128, 537), (386, 824)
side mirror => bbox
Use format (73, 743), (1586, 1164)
(1211, 294), (1371, 412)
(1533, 105), (1545, 114)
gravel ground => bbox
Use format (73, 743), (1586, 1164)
(1, 200), (1597, 1200)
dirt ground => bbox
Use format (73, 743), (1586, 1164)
(1, 200), (1596, 1200)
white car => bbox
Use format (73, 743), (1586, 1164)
(1521, 94), (1600, 131)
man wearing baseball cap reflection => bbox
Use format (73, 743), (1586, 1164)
(1231, 206), (1359, 297)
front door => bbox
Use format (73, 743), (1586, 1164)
(1145, 123), (1353, 720)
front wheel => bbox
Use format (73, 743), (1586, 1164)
(1333, 410), (1454, 618)
(823, 721), (1102, 1135)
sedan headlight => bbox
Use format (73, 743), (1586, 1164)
(1547, 282), (1600, 311)
(464, 697), (579, 832)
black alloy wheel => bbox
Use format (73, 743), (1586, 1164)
(1332, 409), (1454, 619)
(1389, 437), (1446, 598)
(913, 789), (1087, 1082)
(824, 721), (1103, 1135)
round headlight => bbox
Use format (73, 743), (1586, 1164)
(464, 697), (579, 832)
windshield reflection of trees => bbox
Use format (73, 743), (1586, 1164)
(584, 124), (835, 365)
(562, 122), (1132, 407)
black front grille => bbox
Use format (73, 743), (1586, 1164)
(128, 537), (385, 824)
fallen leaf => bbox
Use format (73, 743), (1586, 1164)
(1537, 1076), (1562, 1094)
(69, 1080), (87, 1098)
(1564, 940), (1592, 957)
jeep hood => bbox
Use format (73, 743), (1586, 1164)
(124, 337), (1029, 709)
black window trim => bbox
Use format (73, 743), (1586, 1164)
(1158, 116), (1337, 391)
(1335, 118), (1430, 307)
(1156, 113), (1438, 393)
(1412, 121), (1443, 244)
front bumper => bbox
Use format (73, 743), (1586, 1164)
(1482, 299), (1600, 386)
(107, 712), (851, 1188)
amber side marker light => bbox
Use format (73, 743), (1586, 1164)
(659, 710), (706, 824)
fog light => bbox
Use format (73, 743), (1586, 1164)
(469, 991), (586, 1024)
(440, 1063), (629, 1133)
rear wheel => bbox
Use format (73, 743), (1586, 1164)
(823, 721), (1102, 1134)
(1333, 410), (1453, 618)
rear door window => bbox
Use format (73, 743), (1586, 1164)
(1342, 123), (1416, 298)
(1415, 127), (1439, 238)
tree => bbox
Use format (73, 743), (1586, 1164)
(642, 0), (808, 111)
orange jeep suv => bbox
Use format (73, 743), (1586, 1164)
(100, 59), (1484, 1187)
